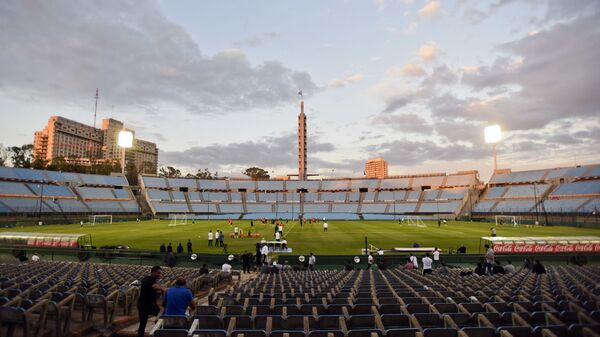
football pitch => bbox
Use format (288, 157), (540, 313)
(3, 219), (600, 255)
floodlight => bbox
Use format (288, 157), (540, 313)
(354, 256), (361, 264)
(118, 130), (134, 148)
(299, 256), (305, 262)
(484, 124), (502, 144)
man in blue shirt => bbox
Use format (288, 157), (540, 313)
(164, 278), (195, 316)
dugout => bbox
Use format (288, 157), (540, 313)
(0, 232), (91, 248)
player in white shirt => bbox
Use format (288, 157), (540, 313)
(432, 248), (440, 267)
(261, 244), (269, 263)
(275, 231), (281, 242)
(409, 253), (418, 268)
(422, 253), (433, 275)
(208, 230), (213, 246)
(323, 223), (328, 231)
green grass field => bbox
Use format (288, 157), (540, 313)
(3, 219), (600, 255)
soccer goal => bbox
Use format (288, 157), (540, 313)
(495, 215), (521, 227)
(168, 214), (189, 227)
(89, 215), (113, 225)
(406, 216), (427, 227)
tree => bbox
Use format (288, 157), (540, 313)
(186, 168), (217, 179)
(9, 144), (34, 168)
(159, 166), (182, 178)
(242, 167), (270, 179)
(0, 144), (9, 167)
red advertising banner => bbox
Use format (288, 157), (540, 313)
(494, 243), (600, 254)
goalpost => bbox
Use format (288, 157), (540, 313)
(495, 215), (521, 227)
(406, 216), (427, 227)
(168, 214), (189, 227)
(89, 215), (113, 225)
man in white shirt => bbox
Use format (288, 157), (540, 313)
(214, 231), (219, 247)
(484, 244), (495, 274)
(422, 253), (433, 275)
(31, 254), (40, 262)
(409, 253), (418, 269)
(234, 227), (239, 239)
(323, 223), (328, 231)
(222, 262), (232, 273)
(504, 260), (516, 274)
(282, 238), (288, 250)
(261, 244), (269, 264)
(308, 253), (316, 271)
(432, 248), (440, 267)
(275, 231), (281, 241)
(491, 227), (497, 237)
(208, 230), (213, 247)
(366, 253), (374, 270)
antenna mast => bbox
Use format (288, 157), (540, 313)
(93, 88), (99, 128)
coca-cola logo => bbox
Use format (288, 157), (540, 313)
(534, 244), (554, 252)
(554, 244), (574, 252)
(594, 244), (600, 252)
(514, 244), (534, 253)
(574, 244), (594, 252)
(494, 244), (514, 253)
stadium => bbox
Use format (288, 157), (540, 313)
(1, 1), (600, 337)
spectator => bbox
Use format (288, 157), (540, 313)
(432, 248), (440, 267)
(492, 260), (506, 274)
(504, 260), (516, 274)
(474, 262), (485, 276)
(283, 260), (292, 272)
(438, 263), (449, 275)
(308, 252), (316, 271)
(31, 253), (40, 262)
(137, 266), (166, 337)
(165, 252), (176, 268)
(159, 243), (166, 253)
(199, 264), (209, 275)
(532, 260), (546, 274)
(484, 244), (494, 274)
(187, 240), (192, 253)
(404, 258), (415, 271)
(167, 243), (173, 253)
(222, 261), (232, 273)
(422, 253), (433, 275)
(208, 230), (213, 247)
(164, 278), (195, 316)
(366, 253), (374, 270)
(344, 261), (354, 271)
(378, 258), (388, 271)
(241, 251), (252, 274)
(260, 263), (270, 274)
(409, 253), (419, 269)
(255, 243), (262, 270)
(176, 243), (184, 254)
(523, 258), (533, 269)
(271, 261), (280, 274)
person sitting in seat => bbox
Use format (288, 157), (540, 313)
(474, 262), (486, 276)
(199, 264), (209, 275)
(164, 278), (196, 316)
(504, 260), (516, 274)
(404, 258), (415, 271)
(492, 260), (506, 274)
(532, 260), (546, 274)
(222, 261), (232, 273)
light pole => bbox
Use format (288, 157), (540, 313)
(484, 125), (502, 172)
(118, 130), (134, 175)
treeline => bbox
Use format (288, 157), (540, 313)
(158, 166), (272, 179)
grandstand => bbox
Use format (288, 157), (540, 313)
(0, 167), (140, 219)
(2, 260), (599, 337)
(473, 164), (600, 224)
(139, 171), (478, 220)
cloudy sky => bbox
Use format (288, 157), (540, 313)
(1, 0), (599, 180)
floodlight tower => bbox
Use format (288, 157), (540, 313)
(298, 91), (307, 180)
(118, 130), (134, 175)
(484, 124), (502, 172)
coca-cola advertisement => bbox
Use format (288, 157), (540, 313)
(493, 242), (600, 254)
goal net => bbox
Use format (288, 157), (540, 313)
(495, 215), (521, 227)
(89, 215), (113, 225)
(168, 214), (189, 227)
(407, 216), (426, 227)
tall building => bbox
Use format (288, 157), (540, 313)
(33, 116), (158, 174)
(298, 100), (307, 180)
(365, 157), (388, 179)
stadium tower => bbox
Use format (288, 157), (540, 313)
(298, 98), (307, 180)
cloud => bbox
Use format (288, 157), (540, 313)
(234, 31), (282, 47)
(372, 113), (433, 133)
(160, 133), (337, 172)
(367, 139), (488, 166)
(417, 1), (441, 18)
(418, 42), (440, 62)
(327, 73), (364, 88)
(0, 1), (316, 114)
(402, 63), (425, 77)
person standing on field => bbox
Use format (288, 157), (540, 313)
(214, 231), (219, 248)
(187, 240), (193, 253)
(208, 230), (213, 247)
